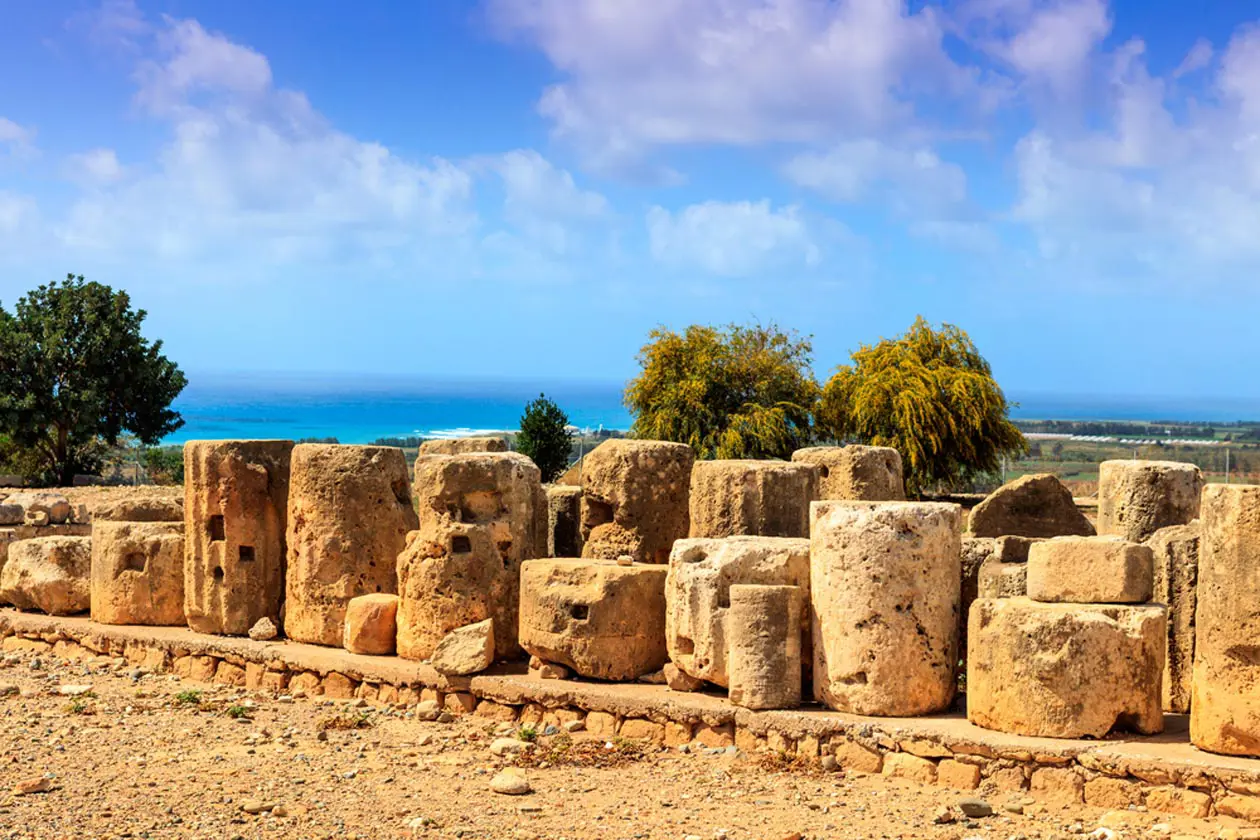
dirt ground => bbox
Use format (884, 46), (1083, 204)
(0, 647), (1239, 840)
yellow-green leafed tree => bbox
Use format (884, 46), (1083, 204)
(625, 323), (819, 460)
(817, 316), (1025, 494)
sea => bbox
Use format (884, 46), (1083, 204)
(160, 372), (1260, 445)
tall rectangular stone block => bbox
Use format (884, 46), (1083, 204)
(1148, 522), (1199, 714)
(810, 500), (961, 716)
(580, 439), (694, 563)
(688, 460), (817, 539)
(183, 440), (293, 636)
(1098, 460), (1203, 543)
(728, 584), (802, 710)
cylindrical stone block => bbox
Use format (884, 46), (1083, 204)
(810, 500), (961, 716)
(791, 445), (905, 501)
(1097, 460), (1203, 543)
(728, 584), (802, 710)
(1192, 484), (1260, 755)
(688, 460), (818, 539)
(183, 440), (293, 636)
(284, 444), (417, 646)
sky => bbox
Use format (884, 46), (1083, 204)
(1, 0), (1259, 400)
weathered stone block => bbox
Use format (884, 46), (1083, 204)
(0, 536), (91, 615)
(665, 535), (809, 687)
(3, 492), (71, 525)
(416, 437), (507, 456)
(811, 501), (961, 716)
(967, 597), (1165, 738)
(546, 485), (583, 558)
(580, 439), (694, 563)
(397, 453), (544, 660)
(1192, 484), (1260, 756)
(343, 593), (398, 655)
(791, 445), (904, 501)
(431, 618), (495, 676)
(519, 558), (667, 680)
(688, 460), (817, 539)
(1098, 460), (1203, 543)
(1027, 536), (1153, 604)
(1147, 521), (1199, 714)
(727, 584), (801, 710)
(283, 444), (416, 646)
(977, 557), (1027, 599)
(183, 440), (293, 636)
(91, 497), (183, 523)
(968, 474), (1094, 538)
(90, 521), (185, 626)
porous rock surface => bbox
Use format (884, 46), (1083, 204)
(343, 593), (398, 656)
(1, 536), (91, 615)
(727, 584), (802, 710)
(90, 521), (186, 626)
(91, 497), (184, 523)
(791, 446), (905, 501)
(283, 444), (416, 647)
(1098, 460), (1203, 543)
(968, 597), (1165, 738)
(968, 474), (1095, 538)
(431, 618), (495, 676)
(546, 485), (583, 558)
(1147, 521), (1200, 714)
(687, 460), (817, 539)
(665, 536), (810, 688)
(1026, 536), (1153, 604)
(580, 440), (694, 564)
(416, 437), (507, 456)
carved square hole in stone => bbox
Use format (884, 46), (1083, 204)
(451, 535), (472, 554)
(819, 465), (830, 478)
(717, 588), (730, 609)
(207, 515), (226, 542)
(568, 603), (589, 621)
(583, 499), (614, 528)
(675, 636), (695, 655)
(238, 545), (255, 563)
(121, 552), (146, 574)
(213, 566), (225, 581)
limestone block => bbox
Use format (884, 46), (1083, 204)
(1147, 522), (1199, 714)
(416, 437), (507, 456)
(810, 501), (961, 716)
(727, 584), (802, 710)
(994, 535), (1041, 563)
(968, 474), (1094, 538)
(91, 497), (183, 523)
(343, 593), (398, 655)
(0, 536), (91, 615)
(431, 618), (495, 676)
(546, 485), (583, 558)
(397, 453), (544, 660)
(183, 440), (293, 636)
(580, 439), (694, 564)
(967, 597), (1165, 738)
(283, 444), (416, 647)
(665, 535), (810, 687)
(90, 521), (185, 626)
(0, 528), (15, 587)
(1191, 485), (1260, 756)
(3, 492), (71, 525)
(1027, 536), (1153, 604)
(959, 536), (995, 670)
(1098, 460), (1203, 543)
(688, 460), (817, 539)
(519, 558), (667, 680)
(0, 504), (21, 526)
(791, 445), (905, 501)
(977, 558), (1027, 598)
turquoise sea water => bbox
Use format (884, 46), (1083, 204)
(161, 373), (1260, 445)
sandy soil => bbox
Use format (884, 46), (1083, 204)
(0, 647), (1237, 840)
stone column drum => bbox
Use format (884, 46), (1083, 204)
(183, 440), (293, 636)
(688, 460), (818, 539)
(810, 500), (961, 716)
(727, 584), (802, 710)
(791, 445), (905, 501)
(284, 444), (417, 647)
(396, 453), (545, 661)
(1192, 484), (1260, 756)
(580, 439), (694, 563)
(1098, 460), (1204, 543)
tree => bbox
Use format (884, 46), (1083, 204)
(624, 323), (819, 460)
(0, 275), (187, 485)
(516, 393), (573, 483)
(816, 316), (1025, 494)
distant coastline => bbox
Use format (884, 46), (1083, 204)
(159, 373), (1260, 445)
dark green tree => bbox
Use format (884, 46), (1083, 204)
(517, 393), (573, 483)
(0, 275), (187, 485)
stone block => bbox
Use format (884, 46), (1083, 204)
(91, 497), (183, 523)
(688, 460), (817, 539)
(398, 453), (545, 660)
(1027, 535), (1153, 604)
(519, 558), (667, 680)
(811, 501), (961, 716)
(431, 618), (494, 676)
(580, 439), (694, 563)
(882, 752), (937, 784)
(967, 597), (1165, 738)
(342, 593), (398, 656)
(90, 521), (185, 626)
(692, 722), (734, 748)
(1030, 767), (1085, 804)
(977, 558), (1027, 598)
(546, 485), (583, 558)
(1191, 484), (1260, 756)
(283, 444), (416, 646)
(3, 492), (71, 525)
(416, 437), (506, 456)
(727, 584), (802, 710)
(585, 710), (617, 737)
(619, 719), (665, 742)
(1147, 522), (1199, 714)
(1145, 786), (1211, 819)
(937, 759), (981, 789)
(968, 474), (1094, 538)
(183, 440), (293, 636)
(1083, 777), (1144, 809)
(830, 738), (883, 774)
(0, 536), (91, 615)
(1098, 460), (1203, 543)
(665, 536), (809, 687)
(791, 445), (905, 501)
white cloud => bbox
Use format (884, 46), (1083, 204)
(646, 200), (822, 277)
(0, 118), (37, 163)
(65, 148), (125, 185)
(783, 139), (968, 213)
(1173, 38), (1213, 79)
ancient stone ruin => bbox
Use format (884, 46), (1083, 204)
(545, 484), (583, 558)
(727, 583), (802, 710)
(90, 498), (186, 626)
(1098, 459), (1203, 542)
(1148, 521), (1200, 714)
(791, 445), (905, 501)
(416, 437), (507, 456)
(968, 473), (1095, 538)
(1, 535), (91, 615)
(580, 439), (693, 563)
(688, 459), (817, 539)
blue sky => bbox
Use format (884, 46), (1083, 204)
(1, 0), (1259, 400)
